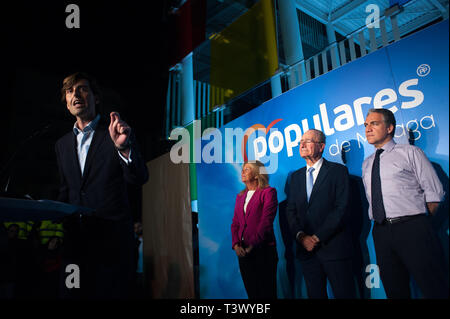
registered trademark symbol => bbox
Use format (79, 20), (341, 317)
(416, 64), (430, 77)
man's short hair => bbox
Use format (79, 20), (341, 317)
(61, 72), (102, 105)
(367, 108), (396, 137)
(310, 129), (326, 144)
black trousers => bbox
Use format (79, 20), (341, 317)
(238, 245), (278, 299)
(373, 214), (449, 299)
(62, 215), (135, 299)
(300, 255), (356, 299)
(84, 217), (135, 299)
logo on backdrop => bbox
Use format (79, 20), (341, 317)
(244, 76), (433, 161)
(169, 73), (436, 173)
(416, 64), (431, 77)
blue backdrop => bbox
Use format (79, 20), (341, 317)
(196, 20), (449, 299)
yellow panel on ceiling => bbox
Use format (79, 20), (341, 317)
(210, 0), (278, 111)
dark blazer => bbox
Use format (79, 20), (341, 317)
(55, 117), (149, 221)
(231, 187), (278, 249)
(286, 158), (353, 261)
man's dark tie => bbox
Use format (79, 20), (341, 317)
(371, 148), (386, 224)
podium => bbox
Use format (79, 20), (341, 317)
(0, 197), (94, 221)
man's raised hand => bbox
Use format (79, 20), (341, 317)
(109, 112), (131, 155)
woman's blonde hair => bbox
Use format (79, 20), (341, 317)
(240, 160), (269, 194)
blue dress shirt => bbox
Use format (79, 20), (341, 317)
(362, 139), (444, 220)
(73, 115), (131, 175)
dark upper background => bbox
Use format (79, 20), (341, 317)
(1, 1), (175, 220)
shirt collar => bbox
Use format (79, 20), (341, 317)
(307, 157), (323, 171)
(380, 139), (396, 153)
(73, 114), (100, 135)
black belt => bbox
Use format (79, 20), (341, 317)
(376, 214), (425, 225)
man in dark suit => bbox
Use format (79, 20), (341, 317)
(286, 129), (355, 299)
(55, 72), (149, 298)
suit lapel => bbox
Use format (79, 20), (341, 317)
(297, 167), (307, 204)
(238, 192), (246, 221)
(70, 133), (82, 182)
(309, 159), (330, 203)
(81, 126), (108, 185)
(243, 189), (259, 220)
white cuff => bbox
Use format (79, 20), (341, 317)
(117, 148), (133, 165)
(296, 231), (305, 241)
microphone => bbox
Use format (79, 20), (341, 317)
(0, 123), (53, 193)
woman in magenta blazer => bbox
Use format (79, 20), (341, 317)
(231, 160), (278, 299)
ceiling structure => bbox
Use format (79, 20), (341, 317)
(296, 0), (448, 35)
(295, 0), (448, 47)
(194, 0), (448, 81)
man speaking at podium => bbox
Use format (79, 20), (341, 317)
(55, 72), (149, 298)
